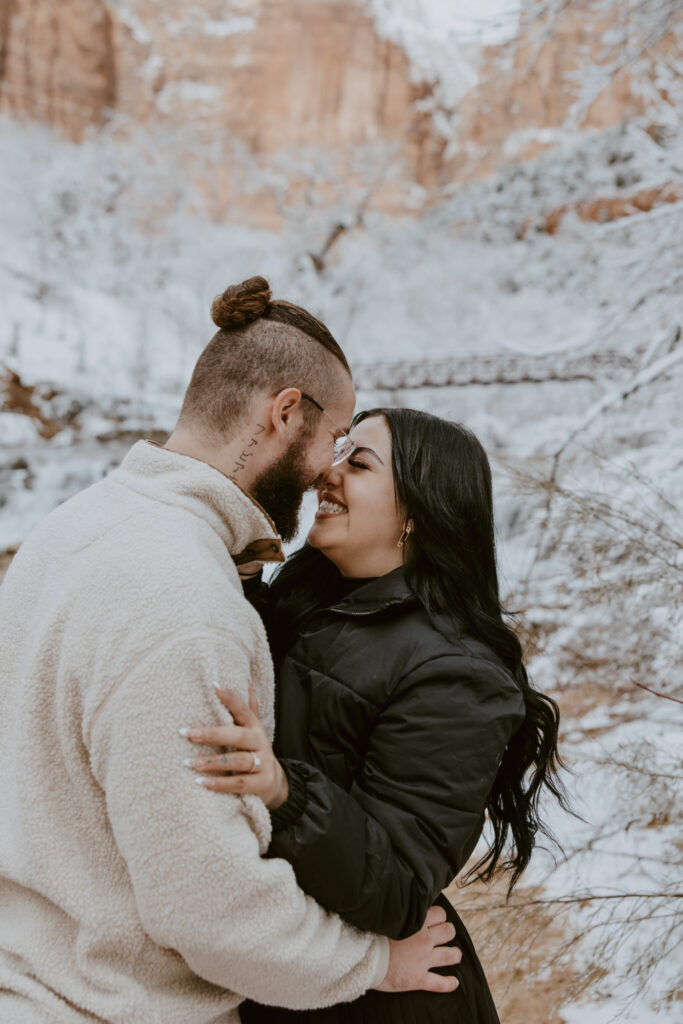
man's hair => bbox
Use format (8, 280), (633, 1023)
(179, 276), (350, 437)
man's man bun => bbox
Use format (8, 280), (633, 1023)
(211, 276), (272, 330)
(180, 274), (350, 436)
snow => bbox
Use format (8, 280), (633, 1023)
(201, 17), (256, 38)
(157, 81), (222, 109)
(1, 31), (682, 1017)
(113, 3), (153, 46)
(0, 413), (41, 446)
(366, 1), (521, 111)
(368, 1), (521, 48)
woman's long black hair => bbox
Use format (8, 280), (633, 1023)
(269, 407), (567, 892)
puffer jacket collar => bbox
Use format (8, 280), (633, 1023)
(329, 566), (418, 617)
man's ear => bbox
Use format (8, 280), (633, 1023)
(269, 387), (304, 437)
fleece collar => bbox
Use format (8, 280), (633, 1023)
(111, 441), (285, 567)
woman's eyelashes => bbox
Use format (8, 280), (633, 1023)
(347, 458), (370, 471)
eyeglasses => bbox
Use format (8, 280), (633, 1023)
(300, 393), (356, 466)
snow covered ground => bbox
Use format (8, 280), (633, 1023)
(1, 110), (682, 1021)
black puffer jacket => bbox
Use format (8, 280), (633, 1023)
(261, 566), (526, 942)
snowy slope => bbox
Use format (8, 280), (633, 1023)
(1, 109), (682, 1021)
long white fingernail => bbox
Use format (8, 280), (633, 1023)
(195, 776), (209, 785)
(179, 728), (191, 737)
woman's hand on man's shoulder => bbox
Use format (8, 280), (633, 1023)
(180, 686), (290, 810)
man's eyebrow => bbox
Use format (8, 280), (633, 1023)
(353, 445), (384, 466)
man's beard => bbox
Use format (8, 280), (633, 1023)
(250, 438), (317, 542)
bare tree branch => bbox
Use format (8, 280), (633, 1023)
(633, 679), (683, 704)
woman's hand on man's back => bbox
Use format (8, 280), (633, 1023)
(376, 905), (461, 993)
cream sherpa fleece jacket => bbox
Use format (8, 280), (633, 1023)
(0, 441), (389, 1023)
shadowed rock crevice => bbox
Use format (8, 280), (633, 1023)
(0, 0), (117, 139)
(0, 0), (17, 87)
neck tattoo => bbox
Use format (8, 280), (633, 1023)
(229, 423), (265, 483)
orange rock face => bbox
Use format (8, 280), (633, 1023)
(0, 1), (679, 209)
(1, 368), (60, 439)
(0, 1), (442, 191)
(445, 6), (681, 183)
(518, 182), (683, 238)
(0, 0), (116, 139)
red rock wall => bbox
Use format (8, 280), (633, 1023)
(0, 1), (679, 206)
(0, 0), (116, 138)
(444, 5), (681, 183)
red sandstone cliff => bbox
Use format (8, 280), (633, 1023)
(0, 1), (679, 205)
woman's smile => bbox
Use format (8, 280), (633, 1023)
(315, 490), (348, 518)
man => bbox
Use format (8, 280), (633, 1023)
(0, 276), (458, 1022)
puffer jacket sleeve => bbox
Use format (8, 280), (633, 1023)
(268, 654), (525, 940)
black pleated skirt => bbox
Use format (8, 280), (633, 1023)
(240, 895), (499, 1024)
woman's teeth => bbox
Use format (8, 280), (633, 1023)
(319, 499), (347, 515)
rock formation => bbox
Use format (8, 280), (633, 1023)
(0, 0), (116, 137)
(0, 1), (442, 188)
(0, 1), (679, 211)
(445, 3), (682, 182)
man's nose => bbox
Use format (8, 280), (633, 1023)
(321, 463), (344, 487)
(312, 463), (339, 490)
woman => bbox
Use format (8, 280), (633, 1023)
(182, 408), (565, 1022)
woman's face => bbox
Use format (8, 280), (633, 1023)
(307, 415), (408, 578)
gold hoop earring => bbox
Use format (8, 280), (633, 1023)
(397, 522), (413, 549)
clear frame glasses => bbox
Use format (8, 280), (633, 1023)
(300, 392), (356, 466)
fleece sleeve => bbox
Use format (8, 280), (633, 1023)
(269, 655), (526, 940)
(85, 628), (389, 1009)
